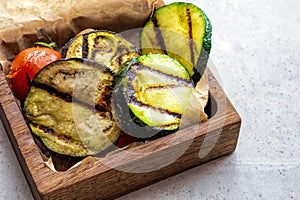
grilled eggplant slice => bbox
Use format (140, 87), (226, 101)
(140, 2), (212, 83)
(62, 30), (139, 73)
(23, 58), (120, 157)
(112, 54), (194, 139)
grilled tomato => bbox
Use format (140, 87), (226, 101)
(7, 43), (61, 101)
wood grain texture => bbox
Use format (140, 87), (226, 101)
(0, 68), (241, 200)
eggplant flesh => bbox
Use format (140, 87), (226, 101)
(62, 30), (139, 73)
(140, 2), (212, 83)
(113, 54), (194, 139)
(23, 59), (120, 157)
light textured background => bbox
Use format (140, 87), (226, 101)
(0, 0), (299, 199)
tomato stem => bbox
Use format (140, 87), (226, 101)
(34, 41), (57, 49)
(34, 29), (57, 49)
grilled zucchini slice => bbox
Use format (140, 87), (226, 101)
(23, 59), (120, 157)
(62, 30), (139, 73)
(112, 54), (194, 139)
(140, 2), (212, 82)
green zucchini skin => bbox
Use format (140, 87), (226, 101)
(112, 54), (194, 139)
(140, 2), (212, 83)
(62, 30), (139, 73)
(23, 58), (120, 157)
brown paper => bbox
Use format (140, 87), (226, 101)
(0, 0), (163, 70)
(194, 69), (209, 122)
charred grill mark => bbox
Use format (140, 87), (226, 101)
(151, 16), (168, 55)
(33, 82), (73, 102)
(82, 34), (89, 58)
(133, 64), (193, 86)
(186, 7), (195, 66)
(32, 82), (110, 117)
(129, 96), (182, 119)
(102, 124), (113, 133)
(28, 120), (86, 149)
(90, 49), (100, 60)
(95, 35), (106, 40)
(96, 84), (113, 112)
(29, 120), (55, 135)
(161, 122), (180, 129)
(116, 45), (129, 66)
(125, 65), (183, 119)
(116, 54), (123, 67)
(90, 35), (107, 60)
(145, 84), (191, 91)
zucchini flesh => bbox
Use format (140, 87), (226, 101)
(140, 2), (212, 82)
(113, 54), (194, 139)
(62, 30), (139, 73)
(23, 59), (120, 157)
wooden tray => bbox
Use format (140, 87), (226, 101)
(0, 65), (241, 199)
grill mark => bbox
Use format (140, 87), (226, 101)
(90, 35), (100, 60)
(145, 84), (192, 91)
(116, 54), (123, 67)
(32, 82), (110, 116)
(95, 35), (106, 40)
(102, 124), (113, 133)
(82, 34), (89, 58)
(126, 67), (182, 119)
(161, 122), (179, 129)
(29, 120), (55, 135)
(96, 84), (114, 112)
(33, 82), (73, 102)
(151, 16), (168, 55)
(129, 84), (190, 117)
(186, 7), (195, 66)
(28, 120), (86, 148)
(90, 49), (98, 60)
(129, 96), (182, 119)
(116, 45), (136, 64)
(114, 45), (129, 68)
(90, 36), (123, 67)
(133, 63), (193, 86)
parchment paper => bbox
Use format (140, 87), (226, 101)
(0, 0), (163, 69)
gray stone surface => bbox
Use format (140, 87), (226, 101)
(0, 0), (299, 199)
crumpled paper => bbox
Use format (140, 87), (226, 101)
(194, 69), (209, 122)
(0, 0), (163, 68)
